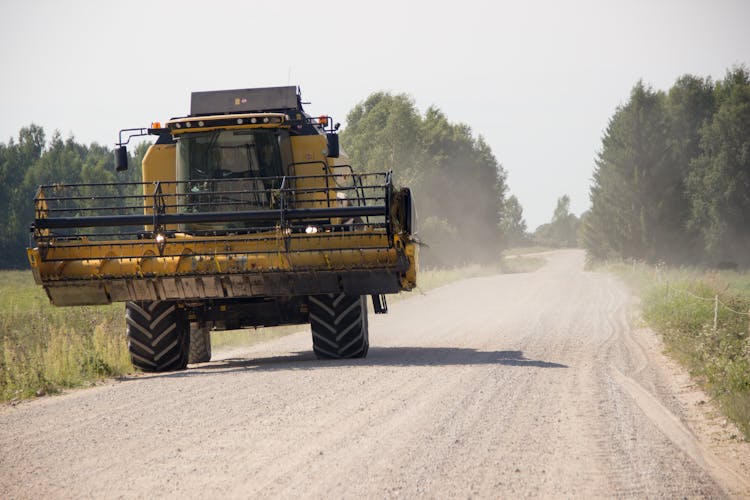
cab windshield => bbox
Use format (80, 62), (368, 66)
(176, 129), (290, 228)
(177, 128), (287, 182)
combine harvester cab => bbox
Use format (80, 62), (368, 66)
(27, 86), (418, 371)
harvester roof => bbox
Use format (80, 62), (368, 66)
(190, 86), (301, 116)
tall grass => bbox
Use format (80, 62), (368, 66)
(603, 261), (750, 439)
(0, 271), (132, 402)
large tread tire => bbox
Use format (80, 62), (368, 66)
(125, 301), (189, 372)
(188, 323), (212, 364)
(308, 293), (369, 359)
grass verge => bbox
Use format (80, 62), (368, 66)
(1, 255), (546, 403)
(502, 246), (553, 256)
(1, 271), (132, 403)
(601, 261), (750, 439)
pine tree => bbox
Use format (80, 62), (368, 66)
(687, 67), (750, 266)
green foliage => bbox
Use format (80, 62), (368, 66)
(687, 67), (750, 265)
(643, 281), (750, 439)
(585, 67), (750, 267)
(341, 92), (510, 267)
(586, 82), (676, 261)
(0, 125), (45, 268)
(0, 126), (144, 268)
(533, 195), (580, 247)
(0, 271), (132, 402)
(499, 195), (529, 247)
(342, 92), (422, 183)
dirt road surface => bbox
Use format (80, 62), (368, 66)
(1, 249), (748, 498)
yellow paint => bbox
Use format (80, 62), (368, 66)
(29, 230), (400, 279)
(142, 144), (177, 186)
(141, 144), (178, 230)
(289, 134), (333, 209)
(402, 239), (418, 290)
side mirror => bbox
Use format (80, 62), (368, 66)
(114, 145), (128, 171)
(326, 133), (340, 158)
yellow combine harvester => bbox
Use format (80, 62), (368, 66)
(27, 86), (417, 371)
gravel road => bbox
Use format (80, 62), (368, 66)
(1, 249), (748, 498)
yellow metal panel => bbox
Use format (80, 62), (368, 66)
(290, 135), (332, 209)
(142, 144), (176, 186)
(141, 144), (177, 229)
(30, 228), (396, 272)
(30, 228), (418, 304)
(402, 239), (418, 290)
(290, 135), (327, 164)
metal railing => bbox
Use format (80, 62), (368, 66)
(32, 172), (393, 261)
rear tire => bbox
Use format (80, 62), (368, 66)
(188, 323), (212, 364)
(125, 301), (189, 372)
(308, 293), (369, 359)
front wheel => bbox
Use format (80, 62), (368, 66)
(308, 293), (369, 359)
(125, 301), (189, 372)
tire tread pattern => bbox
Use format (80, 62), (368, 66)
(309, 293), (369, 359)
(188, 325), (212, 364)
(126, 301), (189, 372)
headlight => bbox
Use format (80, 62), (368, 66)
(336, 191), (349, 207)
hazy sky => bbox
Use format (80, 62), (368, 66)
(1, 0), (748, 229)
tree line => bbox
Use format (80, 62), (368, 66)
(533, 195), (580, 248)
(341, 92), (519, 267)
(0, 126), (145, 268)
(583, 66), (750, 267)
